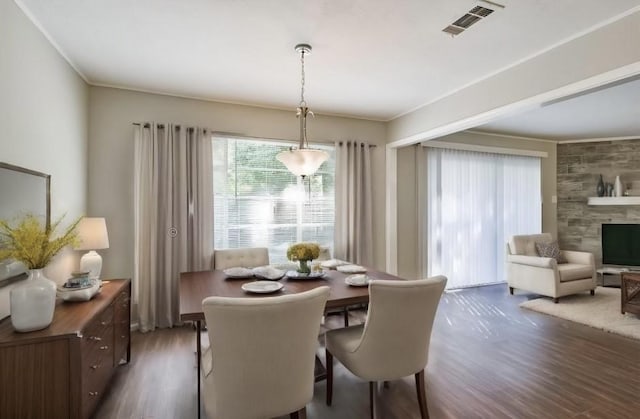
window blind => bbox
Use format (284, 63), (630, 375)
(213, 136), (335, 264)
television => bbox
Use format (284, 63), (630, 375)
(601, 224), (640, 267)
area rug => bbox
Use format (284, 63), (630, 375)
(519, 287), (640, 340)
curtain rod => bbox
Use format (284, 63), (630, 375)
(133, 125), (376, 147)
(213, 132), (376, 147)
(338, 141), (376, 148)
(132, 122), (211, 132)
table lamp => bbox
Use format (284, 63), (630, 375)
(76, 217), (110, 280)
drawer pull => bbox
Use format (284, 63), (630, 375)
(89, 391), (99, 396)
(100, 345), (109, 350)
(101, 321), (108, 326)
(89, 336), (102, 341)
(90, 364), (99, 370)
(121, 335), (126, 339)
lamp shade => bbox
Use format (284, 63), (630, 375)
(76, 217), (110, 251)
(276, 149), (329, 177)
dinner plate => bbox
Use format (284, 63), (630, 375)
(345, 274), (370, 287)
(320, 259), (349, 269)
(241, 281), (284, 294)
(285, 271), (326, 279)
(337, 264), (367, 274)
(223, 267), (254, 279)
(252, 266), (285, 281)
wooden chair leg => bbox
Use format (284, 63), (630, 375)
(290, 406), (307, 419)
(343, 307), (349, 327)
(590, 289), (595, 296)
(553, 297), (559, 304)
(509, 286), (514, 295)
(369, 381), (376, 419)
(415, 370), (429, 419)
(326, 349), (333, 406)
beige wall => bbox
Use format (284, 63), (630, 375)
(0, 0), (88, 316)
(396, 132), (557, 279)
(88, 86), (387, 280)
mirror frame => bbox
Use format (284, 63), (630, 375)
(0, 162), (51, 286)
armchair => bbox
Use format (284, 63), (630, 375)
(506, 233), (596, 303)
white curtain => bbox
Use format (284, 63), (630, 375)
(334, 141), (373, 265)
(423, 147), (541, 289)
(134, 123), (213, 331)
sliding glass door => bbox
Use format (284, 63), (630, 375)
(425, 147), (541, 288)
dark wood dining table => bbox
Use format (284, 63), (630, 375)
(179, 266), (404, 418)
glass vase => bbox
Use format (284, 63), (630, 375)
(297, 259), (311, 274)
(10, 268), (57, 332)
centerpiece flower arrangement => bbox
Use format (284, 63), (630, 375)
(286, 242), (320, 274)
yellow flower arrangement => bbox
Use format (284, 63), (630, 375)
(0, 214), (81, 269)
(287, 242), (320, 274)
(286, 242), (320, 261)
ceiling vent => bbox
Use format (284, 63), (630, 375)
(442, 2), (502, 37)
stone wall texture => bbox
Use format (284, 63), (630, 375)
(557, 138), (640, 265)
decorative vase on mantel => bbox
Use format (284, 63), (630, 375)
(596, 174), (605, 197)
(614, 175), (623, 197)
(297, 259), (312, 274)
(10, 268), (57, 332)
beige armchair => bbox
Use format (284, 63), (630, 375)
(211, 247), (269, 270)
(325, 276), (447, 419)
(201, 286), (330, 419)
(506, 233), (596, 303)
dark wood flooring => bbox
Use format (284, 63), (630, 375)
(93, 285), (640, 419)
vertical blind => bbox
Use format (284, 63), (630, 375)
(213, 136), (335, 264)
(425, 148), (541, 288)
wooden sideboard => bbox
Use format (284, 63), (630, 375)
(0, 279), (131, 419)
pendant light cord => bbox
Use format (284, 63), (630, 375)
(299, 49), (307, 108)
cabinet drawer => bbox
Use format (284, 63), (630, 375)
(113, 290), (131, 365)
(81, 325), (114, 419)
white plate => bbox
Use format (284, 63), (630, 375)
(285, 271), (326, 279)
(320, 259), (349, 269)
(223, 267), (254, 278)
(252, 266), (285, 281)
(337, 264), (367, 274)
(345, 274), (370, 287)
(241, 281), (284, 294)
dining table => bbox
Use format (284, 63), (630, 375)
(179, 265), (404, 418)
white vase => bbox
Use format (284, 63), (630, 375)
(10, 268), (57, 332)
(614, 176), (623, 197)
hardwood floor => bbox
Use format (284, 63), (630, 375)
(93, 285), (640, 419)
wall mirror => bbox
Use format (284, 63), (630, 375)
(0, 162), (51, 286)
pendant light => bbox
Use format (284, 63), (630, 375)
(276, 44), (329, 177)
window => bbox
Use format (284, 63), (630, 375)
(213, 136), (335, 264)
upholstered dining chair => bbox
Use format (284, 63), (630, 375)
(325, 276), (447, 419)
(211, 247), (269, 270)
(201, 286), (330, 419)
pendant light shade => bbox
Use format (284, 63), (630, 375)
(277, 43), (328, 177)
(277, 148), (329, 177)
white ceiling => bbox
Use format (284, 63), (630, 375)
(17, 0), (640, 139)
(476, 76), (640, 141)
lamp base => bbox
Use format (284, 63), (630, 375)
(80, 251), (103, 280)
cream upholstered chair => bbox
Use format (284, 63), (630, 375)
(201, 286), (329, 419)
(211, 247), (269, 270)
(506, 233), (596, 303)
(325, 276), (447, 419)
